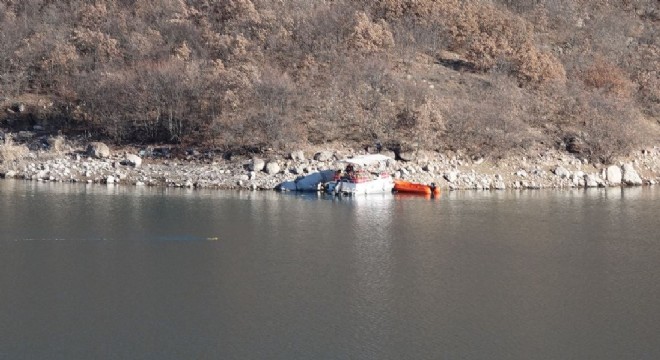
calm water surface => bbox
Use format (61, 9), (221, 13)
(1, 180), (659, 359)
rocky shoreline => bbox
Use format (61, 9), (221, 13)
(1, 134), (659, 192)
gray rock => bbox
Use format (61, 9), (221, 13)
(479, 178), (491, 189)
(493, 179), (506, 190)
(606, 165), (622, 185)
(584, 174), (601, 188)
(87, 142), (110, 159)
(398, 151), (416, 162)
(105, 175), (116, 184)
(515, 170), (528, 177)
(622, 163), (643, 186)
(3, 170), (16, 178)
(314, 151), (334, 162)
(125, 154), (142, 167)
(249, 158), (265, 172)
(554, 166), (571, 178)
(376, 150), (396, 161)
(265, 161), (281, 175)
(443, 170), (459, 183)
(289, 150), (305, 161)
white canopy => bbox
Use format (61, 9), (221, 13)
(342, 154), (392, 166)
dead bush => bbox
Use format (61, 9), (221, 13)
(581, 58), (633, 99)
(47, 136), (66, 153)
(514, 46), (566, 83)
(442, 78), (530, 157)
(579, 94), (651, 163)
(0, 142), (29, 164)
(347, 11), (395, 52)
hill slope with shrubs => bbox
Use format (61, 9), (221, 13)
(1, 0), (658, 163)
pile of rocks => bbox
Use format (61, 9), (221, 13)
(1, 136), (659, 192)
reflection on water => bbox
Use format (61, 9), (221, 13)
(1, 180), (660, 359)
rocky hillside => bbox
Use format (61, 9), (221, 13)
(1, 0), (658, 163)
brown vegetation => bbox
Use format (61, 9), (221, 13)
(0, 0), (658, 163)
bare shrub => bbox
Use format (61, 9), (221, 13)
(553, 80), (652, 163)
(629, 43), (660, 118)
(393, 102), (444, 150)
(47, 136), (66, 154)
(514, 46), (566, 83)
(579, 93), (651, 163)
(390, 14), (451, 58)
(442, 78), (530, 157)
(71, 29), (121, 65)
(347, 11), (395, 52)
(289, 2), (356, 61)
(244, 66), (305, 149)
(0, 135), (29, 164)
(581, 57), (633, 99)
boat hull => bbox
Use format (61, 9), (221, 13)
(393, 180), (440, 196)
(325, 176), (394, 195)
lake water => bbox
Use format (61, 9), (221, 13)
(1, 180), (660, 359)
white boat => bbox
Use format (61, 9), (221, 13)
(324, 154), (394, 195)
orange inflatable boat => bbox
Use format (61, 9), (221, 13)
(393, 180), (440, 196)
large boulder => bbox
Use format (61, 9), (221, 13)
(443, 170), (459, 183)
(605, 165), (622, 185)
(493, 175), (506, 190)
(249, 157), (265, 172)
(397, 151), (416, 162)
(553, 166), (571, 178)
(124, 154), (142, 167)
(3, 170), (16, 178)
(584, 173), (603, 188)
(622, 163), (643, 186)
(87, 142), (110, 159)
(265, 161), (281, 175)
(289, 150), (305, 161)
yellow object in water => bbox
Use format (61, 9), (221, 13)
(207, 237), (219, 241)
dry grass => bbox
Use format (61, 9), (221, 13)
(0, 141), (29, 164)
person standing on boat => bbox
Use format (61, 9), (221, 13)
(345, 164), (355, 176)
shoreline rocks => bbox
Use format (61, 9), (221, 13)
(1, 137), (660, 192)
